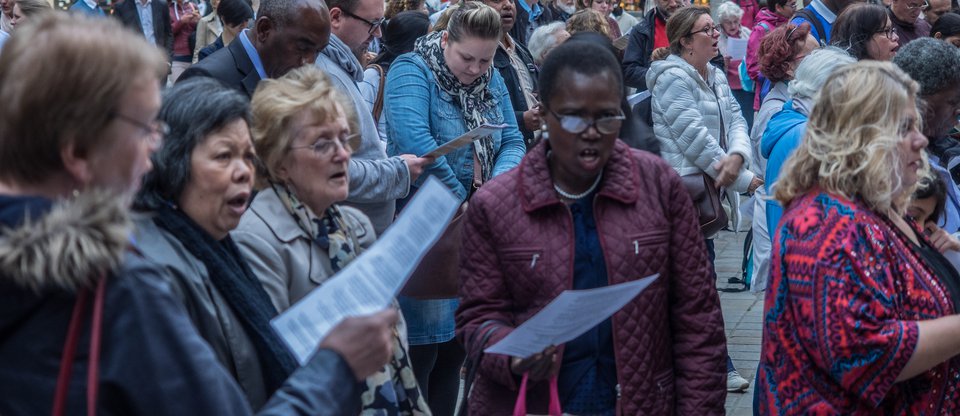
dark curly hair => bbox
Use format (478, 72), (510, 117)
(758, 22), (812, 83)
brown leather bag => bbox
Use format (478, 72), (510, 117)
(400, 204), (467, 299)
(682, 173), (728, 237)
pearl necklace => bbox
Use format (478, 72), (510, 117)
(554, 170), (603, 200)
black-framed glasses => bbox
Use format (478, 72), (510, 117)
(340, 9), (385, 35)
(289, 133), (358, 156)
(687, 23), (721, 37)
(905, 0), (929, 10)
(876, 26), (897, 40)
(546, 108), (625, 134)
(111, 112), (169, 143)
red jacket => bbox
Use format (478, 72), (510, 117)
(455, 140), (727, 415)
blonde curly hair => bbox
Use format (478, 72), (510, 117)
(775, 60), (926, 216)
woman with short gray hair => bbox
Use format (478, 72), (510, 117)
(761, 46), (856, 236)
(528, 21), (570, 66)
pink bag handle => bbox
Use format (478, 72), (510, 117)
(513, 373), (562, 416)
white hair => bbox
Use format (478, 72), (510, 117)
(529, 21), (569, 65)
(788, 46), (857, 101)
(716, 1), (743, 24)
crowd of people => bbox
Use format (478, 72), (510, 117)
(2, 0), (960, 412)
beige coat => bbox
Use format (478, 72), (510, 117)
(192, 11), (222, 63)
(232, 187), (377, 310)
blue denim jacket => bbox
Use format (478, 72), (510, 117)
(384, 52), (526, 201)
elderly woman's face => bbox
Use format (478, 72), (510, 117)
(277, 105), (352, 214)
(178, 119), (256, 240)
(721, 18), (740, 37)
(897, 107), (928, 189)
(541, 69), (621, 192)
(83, 73), (161, 196)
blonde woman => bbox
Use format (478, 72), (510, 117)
(233, 66), (430, 415)
(758, 61), (960, 414)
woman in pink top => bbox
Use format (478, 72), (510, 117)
(717, 1), (753, 129)
(170, 0), (200, 83)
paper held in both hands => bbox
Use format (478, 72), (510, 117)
(271, 177), (460, 365)
(484, 275), (659, 359)
(420, 124), (507, 159)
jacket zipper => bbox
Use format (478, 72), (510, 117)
(591, 197), (624, 416)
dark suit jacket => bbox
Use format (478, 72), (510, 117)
(177, 36), (261, 97)
(114, 0), (173, 58)
(493, 42), (539, 150)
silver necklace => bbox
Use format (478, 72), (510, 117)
(553, 170), (603, 200)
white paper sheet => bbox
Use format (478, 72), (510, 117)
(420, 124), (507, 159)
(727, 37), (748, 61)
(271, 177), (460, 364)
(484, 275), (659, 359)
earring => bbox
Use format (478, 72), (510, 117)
(541, 123), (548, 130)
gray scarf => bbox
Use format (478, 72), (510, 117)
(322, 34), (364, 83)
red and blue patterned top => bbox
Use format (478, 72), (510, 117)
(758, 190), (960, 415)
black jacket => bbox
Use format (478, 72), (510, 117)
(114, 0), (173, 59)
(509, 0), (555, 46)
(179, 35), (261, 97)
(622, 9), (660, 91)
(494, 40), (539, 149)
(0, 192), (361, 416)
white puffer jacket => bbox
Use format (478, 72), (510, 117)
(646, 54), (755, 194)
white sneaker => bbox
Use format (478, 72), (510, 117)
(727, 370), (750, 392)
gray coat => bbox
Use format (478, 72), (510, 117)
(231, 187), (378, 310)
(132, 216), (271, 409)
(316, 34), (411, 236)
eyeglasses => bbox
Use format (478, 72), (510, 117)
(687, 23), (721, 37)
(290, 134), (358, 156)
(546, 108), (625, 135)
(905, 0), (928, 10)
(876, 26), (897, 40)
(112, 112), (169, 144)
(340, 9), (385, 35)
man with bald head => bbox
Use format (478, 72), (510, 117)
(926, 0), (952, 24)
(179, 0), (331, 96)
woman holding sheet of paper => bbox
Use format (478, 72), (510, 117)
(384, 4), (526, 413)
(455, 40), (727, 415)
(226, 66), (430, 415)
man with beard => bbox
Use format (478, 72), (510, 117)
(548, 0), (576, 21)
(483, 0), (542, 148)
(894, 38), (960, 233)
(622, 0), (686, 90)
(317, 0), (432, 235)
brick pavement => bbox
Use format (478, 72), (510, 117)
(712, 230), (764, 416)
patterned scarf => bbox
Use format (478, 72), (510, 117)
(270, 183), (431, 415)
(415, 30), (497, 182)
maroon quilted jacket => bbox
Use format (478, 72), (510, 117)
(455, 139), (727, 415)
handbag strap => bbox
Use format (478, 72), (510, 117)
(512, 373), (561, 416)
(712, 84), (727, 151)
(458, 320), (503, 416)
(367, 64), (386, 125)
(52, 275), (106, 416)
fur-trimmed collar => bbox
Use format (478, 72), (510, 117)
(0, 191), (131, 293)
